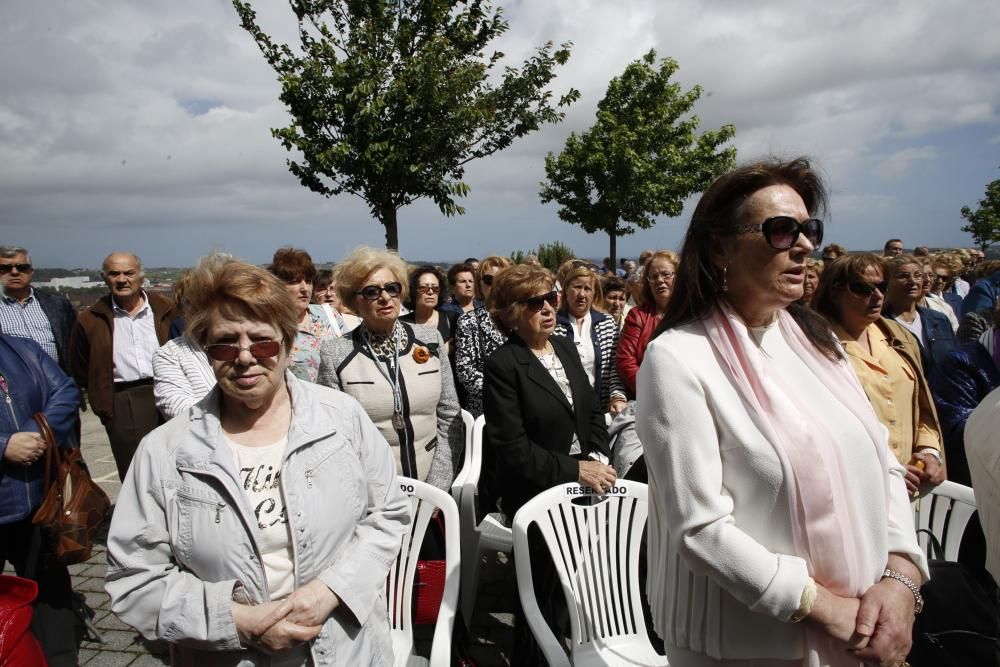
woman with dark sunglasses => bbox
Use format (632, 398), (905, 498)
(453, 255), (512, 416)
(106, 255), (409, 666)
(317, 247), (462, 491)
(813, 254), (946, 496)
(400, 265), (457, 352)
(483, 263), (613, 666)
(638, 159), (927, 667)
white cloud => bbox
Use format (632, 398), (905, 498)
(873, 146), (939, 182)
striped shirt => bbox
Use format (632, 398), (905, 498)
(0, 288), (59, 362)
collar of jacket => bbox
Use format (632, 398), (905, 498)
(174, 371), (335, 476)
(507, 334), (576, 413)
(88, 291), (173, 323)
(555, 308), (608, 333)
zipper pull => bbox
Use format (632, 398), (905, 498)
(215, 502), (225, 523)
(306, 470), (313, 488)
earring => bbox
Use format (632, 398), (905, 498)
(722, 265), (729, 292)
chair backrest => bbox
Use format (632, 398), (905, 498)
(386, 477), (461, 667)
(913, 481), (977, 561)
(512, 480), (650, 666)
(452, 409), (476, 497)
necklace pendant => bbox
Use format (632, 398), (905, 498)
(392, 412), (405, 431)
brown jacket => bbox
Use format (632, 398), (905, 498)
(69, 292), (175, 420)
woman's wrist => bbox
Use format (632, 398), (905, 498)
(789, 577), (817, 623)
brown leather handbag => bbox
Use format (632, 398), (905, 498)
(30, 412), (112, 566)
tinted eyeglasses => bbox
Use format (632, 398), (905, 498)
(736, 216), (824, 250)
(416, 284), (440, 294)
(204, 340), (282, 362)
(846, 280), (887, 297)
(356, 282), (403, 301)
(0, 263), (32, 274)
(519, 290), (558, 312)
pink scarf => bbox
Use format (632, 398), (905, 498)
(704, 303), (891, 667)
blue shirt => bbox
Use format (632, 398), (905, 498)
(0, 288), (59, 363)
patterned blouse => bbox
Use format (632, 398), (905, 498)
(453, 306), (507, 417)
(289, 304), (337, 382)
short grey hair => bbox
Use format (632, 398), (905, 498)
(0, 246), (30, 263)
(101, 252), (144, 274)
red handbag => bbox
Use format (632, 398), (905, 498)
(0, 575), (46, 667)
(413, 513), (447, 625)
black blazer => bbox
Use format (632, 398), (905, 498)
(483, 334), (610, 516)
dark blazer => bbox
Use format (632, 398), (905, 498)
(2, 289), (78, 374)
(483, 334), (610, 516)
(941, 291), (964, 319)
(882, 304), (957, 375)
(929, 341), (1000, 486)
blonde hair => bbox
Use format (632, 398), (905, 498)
(333, 247), (409, 306)
(488, 265), (555, 336)
(184, 254), (298, 353)
(641, 250), (680, 305)
(476, 255), (513, 300)
(558, 266), (604, 314)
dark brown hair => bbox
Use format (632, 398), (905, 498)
(406, 265), (445, 310)
(269, 247), (317, 284)
(488, 265), (555, 336)
(655, 157), (840, 360)
(812, 254), (885, 324)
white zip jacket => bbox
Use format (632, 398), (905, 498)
(105, 373), (410, 666)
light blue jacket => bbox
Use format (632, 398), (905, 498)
(105, 373), (410, 666)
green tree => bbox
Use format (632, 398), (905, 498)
(961, 173), (1000, 252)
(536, 241), (574, 272)
(233, 0), (580, 251)
(539, 50), (736, 267)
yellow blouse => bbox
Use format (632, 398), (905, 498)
(835, 322), (941, 465)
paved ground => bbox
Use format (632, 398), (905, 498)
(6, 410), (516, 666)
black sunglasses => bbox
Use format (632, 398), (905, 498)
(846, 280), (887, 297)
(356, 282), (403, 301)
(737, 216), (824, 250)
(480, 274), (495, 286)
(519, 290), (558, 311)
(204, 340), (282, 362)
(0, 263), (32, 274)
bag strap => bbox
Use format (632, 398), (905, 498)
(916, 527), (946, 561)
(33, 412), (60, 493)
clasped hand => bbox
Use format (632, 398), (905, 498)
(232, 579), (340, 653)
(811, 578), (915, 666)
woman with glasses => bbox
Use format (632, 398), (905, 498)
(483, 263), (614, 666)
(917, 258), (960, 332)
(453, 255), (512, 417)
(106, 255), (410, 666)
(881, 254), (957, 375)
(638, 159), (927, 667)
(317, 247), (462, 491)
(267, 247), (337, 382)
(616, 250), (679, 399)
(552, 263), (628, 415)
(401, 265), (457, 351)
(813, 254), (946, 496)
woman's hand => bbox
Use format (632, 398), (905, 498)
(2, 431), (46, 465)
(579, 460), (617, 493)
(850, 577), (915, 666)
(805, 585), (869, 649)
(608, 398), (628, 416)
(285, 578), (341, 627)
(910, 450), (945, 486)
(232, 600), (324, 654)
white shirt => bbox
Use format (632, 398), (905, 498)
(571, 311), (596, 387)
(966, 385), (1000, 585)
(111, 292), (160, 382)
(925, 293), (959, 332)
(894, 311), (925, 348)
(955, 277), (970, 298)
(228, 436), (295, 600)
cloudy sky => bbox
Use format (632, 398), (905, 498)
(2, 0), (999, 269)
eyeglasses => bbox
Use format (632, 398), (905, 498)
(736, 216), (824, 250)
(204, 340), (282, 362)
(0, 263), (32, 274)
(646, 271), (675, 284)
(893, 272), (920, 284)
(480, 274), (495, 286)
(416, 284), (440, 294)
(356, 282), (403, 301)
(519, 290), (559, 312)
(846, 280), (887, 297)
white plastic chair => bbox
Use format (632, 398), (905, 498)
(386, 477), (461, 667)
(913, 480), (977, 561)
(512, 480), (667, 667)
(457, 414), (514, 628)
(451, 409), (476, 504)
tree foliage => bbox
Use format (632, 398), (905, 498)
(233, 0), (580, 250)
(539, 50), (736, 267)
(961, 173), (1000, 252)
(509, 240), (574, 271)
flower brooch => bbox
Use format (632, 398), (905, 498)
(412, 342), (440, 364)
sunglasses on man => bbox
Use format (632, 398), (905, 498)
(204, 340), (282, 362)
(519, 290), (559, 311)
(0, 263), (32, 274)
(736, 216), (824, 250)
(355, 282), (403, 301)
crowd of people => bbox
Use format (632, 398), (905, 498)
(2, 156), (1000, 666)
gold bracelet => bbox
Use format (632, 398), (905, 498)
(789, 577), (817, 623)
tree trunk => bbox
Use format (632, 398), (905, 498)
(608, 230), (617, 273)
(379, 205), (399, 251)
